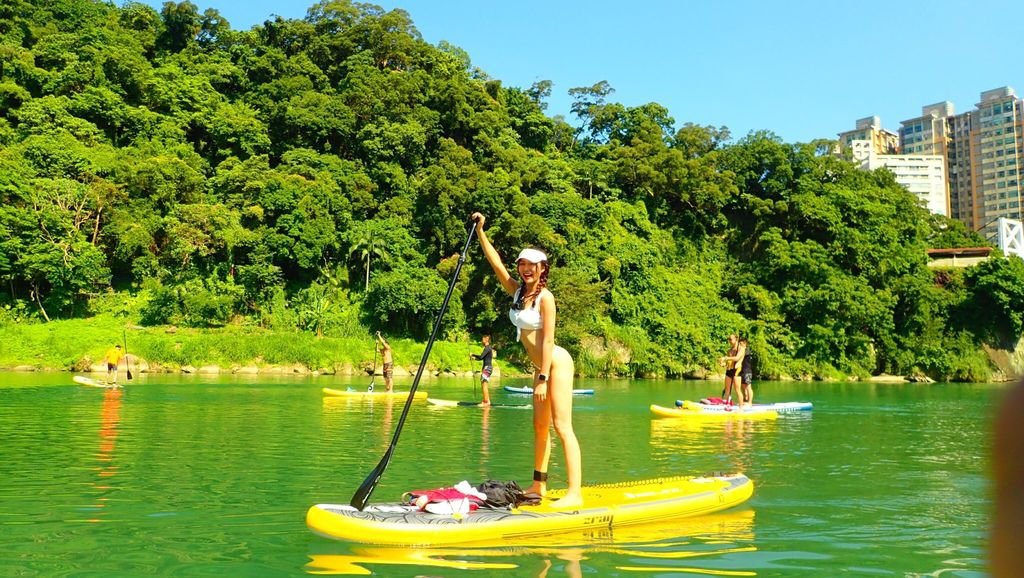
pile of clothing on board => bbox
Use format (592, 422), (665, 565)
(403, 479), (541, 515)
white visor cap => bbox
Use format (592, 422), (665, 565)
(516, 248), (548, 263)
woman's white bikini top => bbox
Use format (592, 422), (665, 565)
(509, 286), (543, 339)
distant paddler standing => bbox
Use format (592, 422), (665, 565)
(375, 331), (394, 392)
(103, 344), (124, 385)
(718, 333), (740, 405)
(470, 334), (495, 406)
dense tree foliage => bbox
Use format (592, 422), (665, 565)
(1, 0), (1020, 380)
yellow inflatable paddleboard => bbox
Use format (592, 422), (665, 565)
(306, 473), (753, 546)
(650, 404), (777, 420)
(322, 387), (427, 400)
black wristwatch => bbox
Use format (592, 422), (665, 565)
(537, 374), (548, 382)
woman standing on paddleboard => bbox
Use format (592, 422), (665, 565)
(471, 212), (582, 508)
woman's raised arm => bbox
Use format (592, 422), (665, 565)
(472, 212), (517, 295)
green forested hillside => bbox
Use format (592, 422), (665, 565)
(1, 0), (1021, 380)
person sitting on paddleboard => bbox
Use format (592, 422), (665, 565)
(375, 332), (394, 392)
(470, 334), (495, 406)
(104, 344), (123, 384)
(472, 212), (583, 509)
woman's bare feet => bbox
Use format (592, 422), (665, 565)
(552, 492), (583, 509)
(524, 482), (546, 497)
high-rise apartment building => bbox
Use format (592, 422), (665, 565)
(850, 140), (948, 216)
(900, 102), (953, 156)
(843, 87), (1024, 242)
(838, 116), (899, 155)
(900, 88), (1024, 240)
(970, 87), (1023, 239)
(947, 110), (975, 226)
(898, 102), (955, 216)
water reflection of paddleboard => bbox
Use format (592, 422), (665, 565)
(426, 397), (530, 409)
(305, 509), (757, 574)
(322, 387), (427, 400)
(306, 473), (753, 546)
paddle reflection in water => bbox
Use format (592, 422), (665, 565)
(305, 509), (756, 575)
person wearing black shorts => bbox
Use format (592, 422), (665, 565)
(104, 344), (123, 385)
(470, 334), (495, 406)
(717, 334), (740, 404)
(737, 337), (754, 408)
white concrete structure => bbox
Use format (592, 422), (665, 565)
(999, 217), (1024, 258)
(850, 140), (949, 216)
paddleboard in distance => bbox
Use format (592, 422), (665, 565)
(306, 472), (753, 546)
(73, 375), (120, 388)
(427, 397), (530, 409)
(322, 387), (427, 400)
(650, 404), (777, 420)
(503, 385), (595, 395)
(678, 399), (813, 413)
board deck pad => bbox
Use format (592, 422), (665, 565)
(678, 399), (813, 413)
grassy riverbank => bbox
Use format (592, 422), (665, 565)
(1, 313), (1014, 382)
(0, 314), (509, 376)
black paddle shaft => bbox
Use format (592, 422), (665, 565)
(350, 222), (478, 510)
(123, 330), (133, 381)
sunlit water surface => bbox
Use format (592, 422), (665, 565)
(0, 372), (1001, 577)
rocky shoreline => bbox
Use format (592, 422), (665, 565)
(4, 356), (508, 380)
(2, 358), (940, 383)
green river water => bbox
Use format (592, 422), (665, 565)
(0, 372), (1003, 577)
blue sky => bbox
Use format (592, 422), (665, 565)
(135, 0), (1023, 144)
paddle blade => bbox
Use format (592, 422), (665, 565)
(127, 367), (134, 381)
(350, 447), (393, 511)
